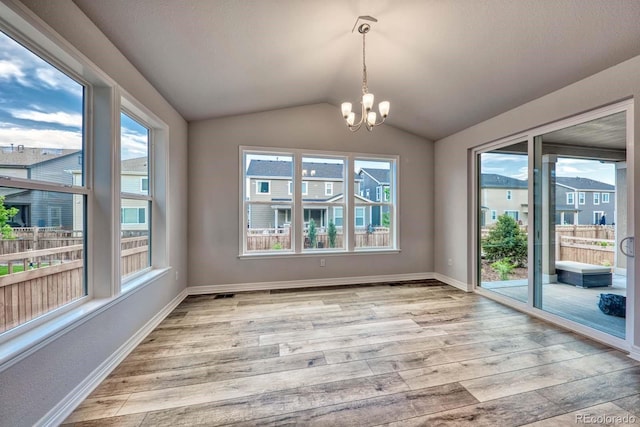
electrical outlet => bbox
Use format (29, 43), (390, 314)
(175, 270), (179, 280)
(320, 258), (326, 267)
(448, 259), (453, 266)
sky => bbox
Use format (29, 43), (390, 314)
(0, 30), (146, 160)
(481, 152), (616, 185)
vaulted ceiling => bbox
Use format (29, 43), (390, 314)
(72, 0), (640, 141)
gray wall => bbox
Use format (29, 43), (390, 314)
(0, 1), (188, 425)
(188, 103), (433, 286)
(433, 55), (640, 349)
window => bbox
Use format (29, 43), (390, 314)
(593, 192), (600, 205)
(325, 182), (333, 196)
(120, 111), (151, 281)
(354, 158), (395, 249)
(491, 210), (497, 221)
(504, 210), (519, 221)
(0, 29), (88, 336)
(256, 180), (270, 194)
(333, 206), (343, 227)
(506, 190), (512, 200)
(578, 192), (586, 205)
(355, 207), (366, 227)
(121, 207), (146, 224)
(288, 181), (308, 195)
(566, 192), (575, 205)
(241, 148), (398, 254)
(366, 189), (370, 199)
(602, 192), (610, 203)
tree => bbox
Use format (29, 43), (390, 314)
(482, 214), (527, 266)
(327, 220), (337, 248)
(308, 218), (317, 248)
(0, 196), (19, 240)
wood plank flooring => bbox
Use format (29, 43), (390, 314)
(62, 280), (640, 426)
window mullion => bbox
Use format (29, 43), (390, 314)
(347, 156), (355, 252)
(293, 152), (302, 253)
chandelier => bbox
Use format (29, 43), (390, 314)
(341, 16), (390, 132)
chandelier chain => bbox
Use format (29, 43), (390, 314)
(361, 32), (368, 95)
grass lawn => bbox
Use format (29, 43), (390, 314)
(0, 265), (26, 275)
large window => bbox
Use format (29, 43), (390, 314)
(120, 112), (151, 281)
(241, 148), (397, 254)
(0, 29), (87, 335)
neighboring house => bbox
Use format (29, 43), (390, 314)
(246, 160), (368, 229)
(480, 174), (529, 226)
(71, 156), (150, 232)
(0, 146), (81, 228)
(555, 177), (615, 225)
(359, 168), (391, 226)
(480, 173), (616, 226)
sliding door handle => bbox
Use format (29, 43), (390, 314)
(620, 236), (635, 258)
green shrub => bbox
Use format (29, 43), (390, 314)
(328, 220), (337, 248)
(271, 242), (283, 250)
(308, 219), (317, 248)
(491, 258), (516, 280)
(482, 214), (527, 266)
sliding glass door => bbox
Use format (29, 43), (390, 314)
(533, 111), (629, 339)
(476, 103), (634, 343)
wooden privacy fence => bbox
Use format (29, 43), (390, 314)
(557, 235), (615, 266)
(0, 235), (149, 333)
(246, 228), (390, 251)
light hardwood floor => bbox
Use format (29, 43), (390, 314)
(63, 280), (640, 426)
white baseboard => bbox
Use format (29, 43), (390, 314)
(187, 272), (437, 294)
(630, 345), (640, 362)
(432, 273), (472, 292)
(37, 288), (188, 427)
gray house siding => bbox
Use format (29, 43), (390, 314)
(555, 180), (616, 225)
(4, 154), (78, 228)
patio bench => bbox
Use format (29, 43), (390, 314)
(555, 261), (612, 288)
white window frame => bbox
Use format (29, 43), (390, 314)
(506, 190), (512, 200)
(376, 186), (382, 201)
(578, 192), (586, 205)
(325, 182), (333, 196)
(288, 181), (308, 196)
(0, 6), (169, 366)
(594, 211), (605, 224)
(602, 192), (610, 203)
(240, 147), (398, 256)
(491, 210), (497, 221)
(504, 210), (519, 221)
(593, 192), (600, 205)
(121, 207), (146, 224)
(140, 177), (149, 192)
(333, 206), (344, 227)
(566, 192), (575, 205)
(256, 180), (271, 195)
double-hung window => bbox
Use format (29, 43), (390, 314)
(567, 192), (575, 205)
(593, 192), (600, 205)
(0, 29), (88, 335)
(120, 111), (151, 281)
(241, 148), (397, 254)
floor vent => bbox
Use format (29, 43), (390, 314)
(214, 293), (236, 299)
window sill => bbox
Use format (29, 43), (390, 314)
(239, 249), (401, 260)
(0, 267), (171, 373)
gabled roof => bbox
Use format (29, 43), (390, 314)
(122, 157), (148, 173)
(247, 160), (358, 180)
(480, 173), (527, 189)
(0, 147), (80, 167)
(359, 168), (390, 184)
(556, 177), (615, 191)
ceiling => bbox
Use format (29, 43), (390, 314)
(72, 0), (640, 141)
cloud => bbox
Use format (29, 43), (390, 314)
(9, 109), (82, 128)
(0, 60), (27, 84)
(35, 68), (83, 95)
(0, 124), (81, 149)
(121, 128), (148, 159)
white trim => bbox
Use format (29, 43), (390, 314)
(36, 285), (187, 427)
(325, 182), (333, 196)
(188, 272), (435, 294)
(432, 273), (472, 292)
(630, 345), (640, 362)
